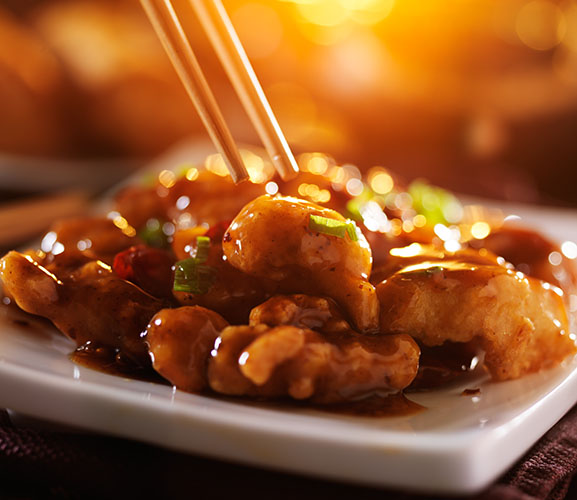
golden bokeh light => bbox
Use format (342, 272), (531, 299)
(185, 167), (199, 181)
(293, 0), (394, 29)
(205, 154), (229, 177)
(413, 214), (427, 228)
(296, 1), (349, 28)
(516, 1), (566, 51)
(390, 242), (422, 258)
(297, 182), (331, 203)
(241, 149), (275, 184)
(368, 168), (394, 194)
(402, 220), (414, 233)
(562, 241), (577, 259)
(307, 155), (329, 175)
(471, 221), (491, 239)
(158, 169), (176, 188)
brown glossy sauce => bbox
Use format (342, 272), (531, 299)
(4, 299), (424, 418)
(312, 393), (425, 417)
(73, 345), (424, 417)
(71, 345), (166, 384)
(409, 341), (483, 390)
(218, 391), (425, 418)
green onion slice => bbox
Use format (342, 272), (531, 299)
(173, 258), (216, 294)
(345, 222), (359, 242)
(172, 236), (215, 294)
(309, 215), (358, 242)
(195, 236), (211, 263)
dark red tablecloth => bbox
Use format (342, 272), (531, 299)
(1, 404), (577, 500)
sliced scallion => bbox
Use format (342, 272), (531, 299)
(195, 235), (211, 263)
(309, 215), (359, 242)
(172, 235), (215, 294)
(345, 221), (359, 242)
(173, 258), (216, 294)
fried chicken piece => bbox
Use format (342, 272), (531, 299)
(376, 244), (576, 380)
(39, 216), (138, 270)
(207, 323), (419, 403)
(222, 195), (379, 332)
(114, 171), (266, 230)
(0, 251), (164, 367)
(249, 294), (350, 334)
(145, 306), (229, 392)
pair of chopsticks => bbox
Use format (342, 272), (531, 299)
(140, 0), (299, 183)
(0, 191), (89, 249)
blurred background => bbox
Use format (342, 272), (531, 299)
(1, 0), (576, 206)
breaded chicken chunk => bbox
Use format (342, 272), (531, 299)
(146, 306), (229, 392)
(208, 323), (419, 404)
(1, 250), (164, 367)
(222, 195), (379, 332)
(249, 295), (350, 334)
(376, 244), (576, 380)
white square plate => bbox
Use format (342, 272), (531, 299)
(1, 143), (576, 495)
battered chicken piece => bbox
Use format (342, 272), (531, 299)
(114, 171), (266, 230)
(146, 306), (229, 392)
(40, 216), (138, 269)
(376, 244), (576, 380)
(249, 295), (350, 334)
(222, 195), (379, 332)
(0, 251), (164, 367)
(207, 324), (419, 403)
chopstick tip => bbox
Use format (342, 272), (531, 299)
(272, 154), (299, 181)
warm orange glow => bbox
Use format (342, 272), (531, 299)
(241, 149), (275, 184)
(296, 1), (348, 28)
(232, 3), (283, 58)
(516, 1), (566, 51)
(293, 0), (394, 29)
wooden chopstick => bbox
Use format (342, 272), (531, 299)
(139, 0), (249, 184)
(190, 0), (299, 181)
(0, 192), (89, 248)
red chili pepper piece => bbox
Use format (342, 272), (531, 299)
(113, 245), (175, 298)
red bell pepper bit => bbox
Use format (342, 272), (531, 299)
(113, 245), (175, 298)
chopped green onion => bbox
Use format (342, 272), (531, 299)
(173, 258), (216, 294)
(309, 215), (346, 238)
(408, 180), (463, 225)
(172, 236), (214, 294)
(195, 236), (211, 263)
(345, 222), (358, 242)
(309, 215), (359, 242)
